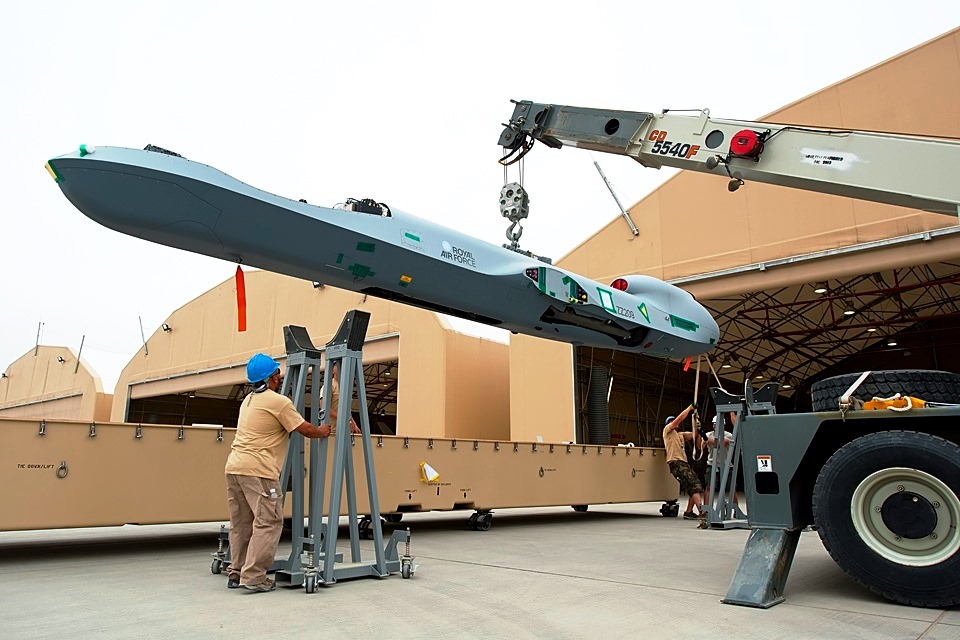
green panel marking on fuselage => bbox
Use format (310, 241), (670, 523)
(357, 242), (376, 252)
(669, 315), (699, 332)
(336, 253), (344, 264)
(598, 288), (616, 313)
(349, 264), (375, 279)
(637, 303), (650, 323)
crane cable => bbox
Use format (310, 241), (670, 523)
(499, 133), (535, 166)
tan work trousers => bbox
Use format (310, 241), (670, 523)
(225, 474), (283, 586)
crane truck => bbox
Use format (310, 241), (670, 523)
(499, 100), (960, 608)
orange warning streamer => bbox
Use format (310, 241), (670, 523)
(235, 266), (247, 332)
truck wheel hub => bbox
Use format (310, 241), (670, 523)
(851, 467), (960, 566)
(880, 491), (937, 539)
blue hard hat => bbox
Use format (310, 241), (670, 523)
(246, 353), (280, 383)
(664, 416), (676, 425)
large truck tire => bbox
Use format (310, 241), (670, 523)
(810, 370), (960, 412)
(812, 431), (960, 607)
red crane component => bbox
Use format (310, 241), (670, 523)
(730, 129), (764, 158)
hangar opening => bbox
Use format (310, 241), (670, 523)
(573, 260), (960, 446)
(126, 359), (400, 434)
(575, 348), (691, 447)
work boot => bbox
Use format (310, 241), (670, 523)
(682, 511), (699, 520)
(242, 577), (276, 592)
(227, 574), (241, 589)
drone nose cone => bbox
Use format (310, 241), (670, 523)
(702, 310), (720, 339)
(49, 154), (224, 254)
(686, 304), (720, 351)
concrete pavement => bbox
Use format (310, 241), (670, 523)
(0, 503), (957, 639)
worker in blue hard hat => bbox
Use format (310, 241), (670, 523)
(223, 353), (332, 592)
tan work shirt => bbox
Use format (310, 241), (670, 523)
(225, 389), (304, 479)
(326, 377), (341, 422)
(325, 376), (352, 433)
(663, 425), (687, 463)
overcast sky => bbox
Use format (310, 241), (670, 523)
(3, 1), (959, 391)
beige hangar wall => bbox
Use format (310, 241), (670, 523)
(111, 270), (510, 439)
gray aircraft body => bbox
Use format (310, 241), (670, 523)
(45, 145), (718, 358)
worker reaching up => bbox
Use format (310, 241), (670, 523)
(223, 353), (333, 592)
(663, 404), (706, 520)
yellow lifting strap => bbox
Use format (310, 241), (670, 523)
(862, 394), (927, 412)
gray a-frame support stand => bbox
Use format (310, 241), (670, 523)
(704, 383), (775, 530)
(274, 311), (413, 592)
(711, 382), (801, 608)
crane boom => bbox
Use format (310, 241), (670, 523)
(499, 100), (960, 216)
